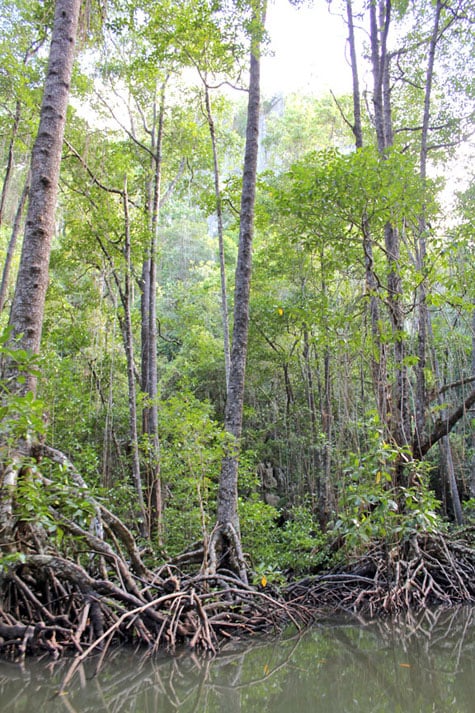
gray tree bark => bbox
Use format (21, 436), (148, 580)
(123, 180), (149, 537)
(369, 0), (413, 455)
(1, 0), (81, 549)
(6, 0), (81, 394)
(346, 0), (389, 428)
(204, 83), (231, 390)
(0, 178), (29, 313)
(210, 2), (266, 583)
(141, 81), (166, 541)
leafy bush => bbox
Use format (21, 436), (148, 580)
(157, 392), (226, 554)
(240, 498), (329, 584)
(0, 328), (45, 446)
(331, 431), (441, 555)
(15, 457), (97, 548)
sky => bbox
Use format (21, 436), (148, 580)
(261, 0), (352, 96)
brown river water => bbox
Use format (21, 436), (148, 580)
(1, 607), (474, 712)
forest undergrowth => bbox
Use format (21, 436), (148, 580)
(1, 443), (474, 671)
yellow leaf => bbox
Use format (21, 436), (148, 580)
(399, 663), (411, 668)
(261, 575), (267, 587)
(376, 471), (382, 484)
(277, 307), (284, 316)
(264, 664), (270, 675)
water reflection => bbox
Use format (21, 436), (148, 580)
(1, 607), (474, 712)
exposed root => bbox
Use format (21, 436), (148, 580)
(285, 531), (475, 616)
(1, 445), (474, 670)
(205, 522), (249, 585)
(0, 551), (308, 672)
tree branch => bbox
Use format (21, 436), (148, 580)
(414, 386), (475, 459)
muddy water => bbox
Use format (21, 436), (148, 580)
(1, 607), (474, 712)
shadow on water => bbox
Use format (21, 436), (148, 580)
(1, 606), (474, 712)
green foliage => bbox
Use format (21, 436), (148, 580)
(332, 426), (441, 555)
(0, 332), (101, 554)
(260, 93), (354, 171)
(15, 457), (97, 547)
(0, 550), (27, 575)
(240, 495), (329, 583)
(271, 146), (436, 250)
(462, 498), (475, 524)
(0, 329), (45, 446)
(239, 494), (280, 571)
(158, 392), (227, 553)
(273, 505), (329, 574)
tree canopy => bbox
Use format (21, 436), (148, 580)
(1, 0), (475, 661)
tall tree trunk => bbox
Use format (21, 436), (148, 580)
(141, 81), (166, 541)
(209, 2), (266, 583)
(96, 233), (149, 536)
(413, 1), (462, 520)
(6, 0), (81, 395)
(302, 324), (319, 513)
(369, 0), (412, 457)
(1, 0), (81, 551)
(0, 178), (29, 313)
(204, 83), (231, 389)
(345, 0), (363, 151)
(414, 0), (442, 451)
(346, 0), (388, 427)
(321, 345), (332, 526)
(123, 180), (149, 537)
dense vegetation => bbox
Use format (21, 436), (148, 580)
(0, 0), (474, 660)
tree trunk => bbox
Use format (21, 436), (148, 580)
(141, 81), (166, 541)
(345, 0), (389, 427)
(6, 0), (81, 395)
(211, 2), (266, 583)
(1, 0), (80, 553)
(204, 83), (231, 389)
(345, 0), (363, 151)
(414, 0), (442, 451)
(369, 0), (413, 457)
(123, 180), (149, 537)
(302, 324), (319, 514)
(412, 1), (461, 520)
(0, 178), (29, 313)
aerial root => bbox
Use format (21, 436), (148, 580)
(1, 514), (473, 671)
(285, 531), (475, 616)
(0, 553), (307, 674)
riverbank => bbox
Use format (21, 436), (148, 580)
(1, 527), (474, 667)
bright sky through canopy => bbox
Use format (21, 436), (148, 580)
(262, 0), (352, 96)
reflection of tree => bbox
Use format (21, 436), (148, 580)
(322, 608), (475, 713)
(0, 610), (473, 713)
